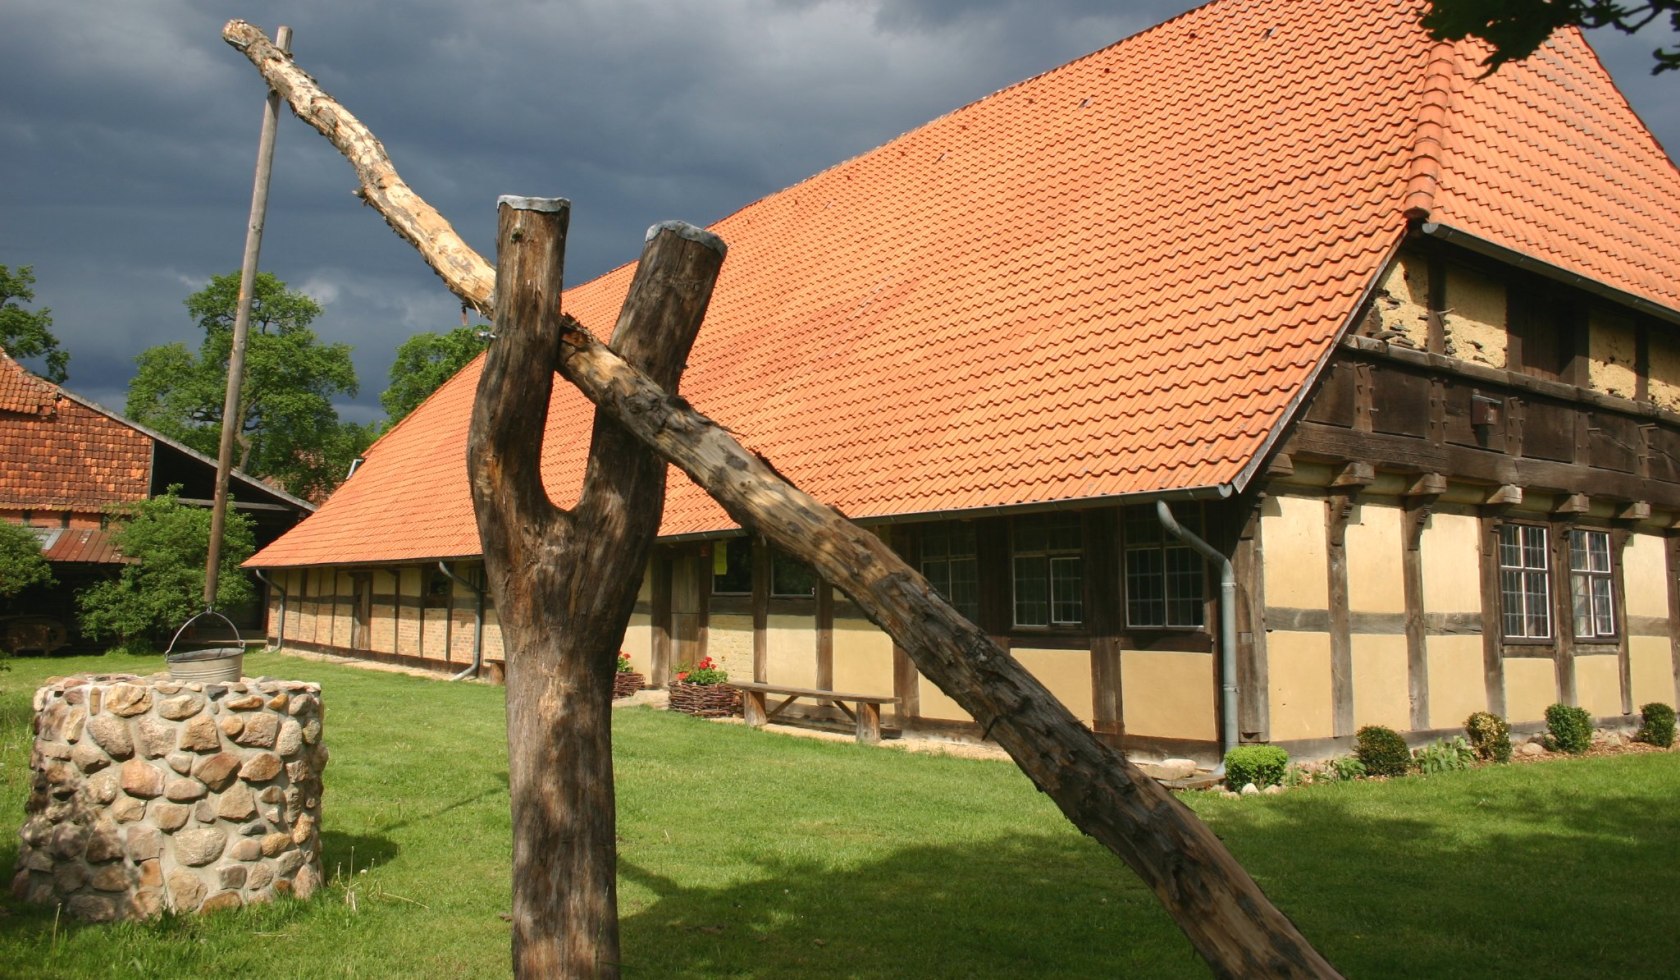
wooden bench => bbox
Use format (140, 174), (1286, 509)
(730, 682), (898, 744)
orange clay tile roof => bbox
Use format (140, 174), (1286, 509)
(0, 351), (153, 510)
(247, 0), (1680, 569)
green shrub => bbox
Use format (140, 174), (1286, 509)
(1414, 736), (1477, 775)
(1544, 703), (1594, 754)
(1635, 702), (1676, 748)
(1355, 725), (1412, 777)
(1464, 711), (1512, 763)
(1223, 745), (1289, 789)
(1323, 756), (1367, 781)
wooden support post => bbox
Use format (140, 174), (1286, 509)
(1478, 516), (1508, 718)
(1233, 500), (1270, 742)
(816, 579), (834, 691)
(1613, 528), (1633, 716)
(1402, 494), (1434, 731)
(752, 537), (769, 683)
(1326, 495), (1356, 738)
(1549, 520), (1577, 707)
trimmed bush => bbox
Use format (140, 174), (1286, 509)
(1223, 745), (1289, 789)
(1465, 711), (1512, 763)
(1545, 703), (1594, 755)
(1355, 725), (1412, 777)
(1635, 702), (1676, 748)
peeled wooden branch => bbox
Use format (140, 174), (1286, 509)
(221, 20), (497, 315)
(222, 35), (1341, 977)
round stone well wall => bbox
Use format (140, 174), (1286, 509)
(12, 672), (327, 921)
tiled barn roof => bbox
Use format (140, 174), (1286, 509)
(248, 0), (1680, 568)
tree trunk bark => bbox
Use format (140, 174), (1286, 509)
(466, 198), (723, 978)
(222, 25), (1341, 976)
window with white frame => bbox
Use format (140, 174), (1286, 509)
(1011, 513), (1083, 627)
(1497, 523), (1551, 640)
(919, 521), (979, 623)
(1569, 529), (1617, 640)
(1123, 505), (1207, 628)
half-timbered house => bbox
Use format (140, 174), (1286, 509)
(244, 0), (1680, 761)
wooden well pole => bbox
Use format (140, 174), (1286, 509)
(204, 24), (292, 610)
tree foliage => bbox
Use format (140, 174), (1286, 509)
(126, 271), (370, 501)
(380, 325), (489, 426)
(1425, 0), (1680, 74)
(0, 522), (54, 600)
(76, 489), (254, 644)
(0, 265), (68, 383)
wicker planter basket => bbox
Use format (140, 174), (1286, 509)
(613, 672), (645, 700)
(667, 682), (740, 718)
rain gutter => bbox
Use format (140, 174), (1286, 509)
(437, 560), (485, 681)
(251, 568), (286, 651)
(1155, 500), (1237, 776)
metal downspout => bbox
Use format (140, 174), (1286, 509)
(1156, 501), (1238, 776)
(437, 561), (484, 681)
(252, 568), (286, 651)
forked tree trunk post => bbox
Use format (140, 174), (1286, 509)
(467, 198), (723, 978)
(224, 21), (1340, 977)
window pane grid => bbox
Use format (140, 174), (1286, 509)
(919, 521), (979, 623)
(1568, 529), (1616, 639)
(1012, 514), (1083, 628)
(1497, 524), (1551, 640)
(1125, 506), (1206, 629)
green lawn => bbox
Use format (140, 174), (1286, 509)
(1, 650), (1676, 978)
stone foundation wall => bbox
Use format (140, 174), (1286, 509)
(12, 673), (327, 921)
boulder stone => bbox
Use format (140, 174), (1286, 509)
(84, 768), (121, 804)
(276, 719), (304, 757)
(158, 694), (206, 721)
(151, 802), (190, 832)
(164, 777), (208, 803)
(135, 716), (177, 758)
(193, 751), (243, 791)
(174, 827), (227, 866)
(217, 783), (257, 822)
(85, 823), (124, 863)
(66, 894), (119, 922)
(236, 713), (279, 749)
(218, 714), (245, 740)
(166, 751), (195, 775)
(225, 694), (264, 711)
(111, 795), (148, 824)
(219, 864), (248, 890)
(180, 716), (221, 752)
(105, 684), (153, 717)
(87, 714), (134, 759)
(166, 868), (206, 912)
(90, 864), (132, 892)
(293, 864), (321, 900)
(120, 759), (164, 799)
(246, 863), (274, 891)
(127, 824), (163, 861)
(229, 838), (261, 862)
(240, 752), (283, 783)
(71, 740), (111, 774)
(260, 833), (293, 858)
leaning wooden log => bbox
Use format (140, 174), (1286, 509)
(222, 21), (1341, 978)
(469, 199), (723, 978)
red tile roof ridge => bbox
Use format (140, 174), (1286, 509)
(1402, 39), (1460, 220)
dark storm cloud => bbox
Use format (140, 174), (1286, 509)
(1, 1), (1676, 427)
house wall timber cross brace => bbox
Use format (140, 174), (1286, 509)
(222, 19), (1339, 979)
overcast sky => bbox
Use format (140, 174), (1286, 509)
(3, 1), (1677, 426)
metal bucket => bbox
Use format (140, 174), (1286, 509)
(164, 610), (246, 683)
(166, 646), (246, 684)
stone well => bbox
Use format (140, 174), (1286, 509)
(12, 672), (327, 922)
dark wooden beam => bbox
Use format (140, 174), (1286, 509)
(1477, 516), (1507, 718)
(1326, 495), (1355, 738)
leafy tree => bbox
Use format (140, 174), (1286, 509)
(1425, 0), (1680, 74)
(76, 489), (254, 645)
(0, 265), (68, 382)
(126, 271), (367, 501)
(0, 522), (54, 599)
(380, 325), (489, 426)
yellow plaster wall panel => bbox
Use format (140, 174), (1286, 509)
(1373, 251), (1430, 348)
(1587, 308), (1639, 400)
(1262, 495), (1329, 610)
(1420, 511), (1483, 614)
(1629, 637), (1675, 708)
(1267, 631), (1334, 741)
(916, 672), (971, 722)
(1622, 533), (1669, 620)
(1351, 634), (1411, 730)
(1502, 657), (1557, 724)
(1442, 264), (1506, 368)
(621, 614), (653, 674)
(766, 613), (817, 689)
(1575, 654), (1624, 718)
(1425, 634), (1487, 728)
(1650, 332), (1680, 411)
(1012, 647), (1097, 726)
(832, 620), (895, 697)
(706, 614), (754, 684)
(1345, 503), (1405, 614)
(1121, 650), (1216, 740)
